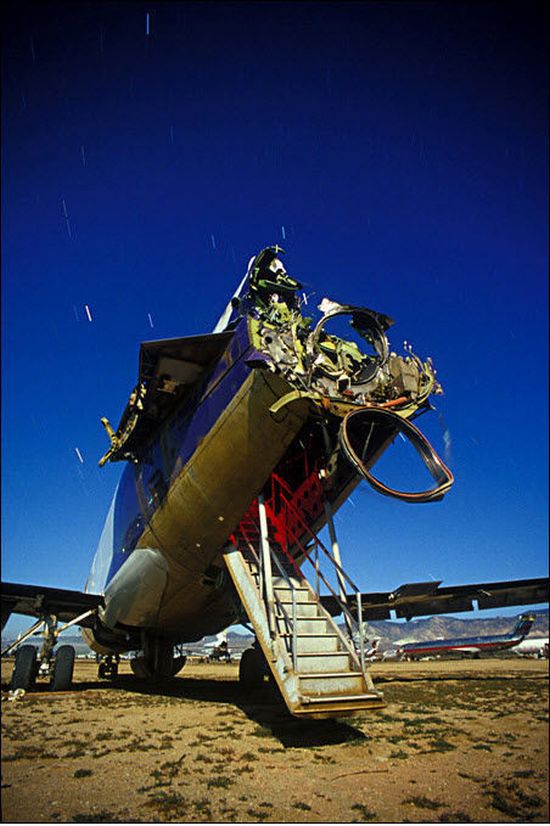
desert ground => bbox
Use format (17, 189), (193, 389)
(1, 657), (548, 823)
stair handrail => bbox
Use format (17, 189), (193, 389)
(275, 490), (362, 594)
(256, 494), (275, 639)
(267, 547), (298, 671)
(269, 474), (362, 594)
(271, 490), (366, 670)
(290, 538), (363, 668)
(237, 518), (298, 671)
(236, 482), (367, 673)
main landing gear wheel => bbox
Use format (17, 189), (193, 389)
(130, 654), (187, 680)
(239, 648), (266, 689)
(11, 645), (38, 691)
(50, 645), (75, 691)
(172, 655), (187, 676)
(130, 656), (153, 680)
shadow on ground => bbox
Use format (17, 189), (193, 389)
(118, 675), (368, 747)
(2, 673), (367, 748)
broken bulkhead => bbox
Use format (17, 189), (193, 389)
(99, 246), (453, 504)
(244, 247), (453, 503)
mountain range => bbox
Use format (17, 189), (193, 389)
(3, 610), (547, 656)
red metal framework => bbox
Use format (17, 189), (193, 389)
(231, 461), (326, 578)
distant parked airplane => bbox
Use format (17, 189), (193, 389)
(397, 615), (535, 659)
(511, 636), (549, 659)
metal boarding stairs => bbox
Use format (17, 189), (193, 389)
(224, 474), (385, 718)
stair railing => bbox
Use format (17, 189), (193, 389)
(234, 477), (367, 674)
(268, 483), (367, 673)
(237, 513), (298, 671)
(268, 547), (298, 671)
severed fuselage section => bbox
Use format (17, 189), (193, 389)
(88, 246), (453, 658)
(5, 247), (544, 709)
(242, 246), (453, 505)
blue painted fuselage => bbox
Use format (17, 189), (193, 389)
(107, 319), (251, 586)
(85, 313), (314, 648)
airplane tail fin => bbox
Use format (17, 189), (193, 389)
(514, 614), (534, 639)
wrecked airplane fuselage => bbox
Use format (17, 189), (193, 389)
(87, 247), (453, 653)
(243, 247), (453, 504)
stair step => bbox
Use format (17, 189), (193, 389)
(275, 601), (319, 618)
(274, 590), (314, 602)
(289, 617), (330, 634)
(278, 632), (341, 654)
(298, 672), (366, 695)
(272, 582), (310, 593)
(296, 652), (350, 673)
(298, 671), (363, 679)
(301, 693), (382, 704)
(279, 631), (339, 638)
(223, 542), (379, 719)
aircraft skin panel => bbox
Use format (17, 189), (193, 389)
(85, 483), (118, 595)
(103, 368), (309, 635)
(1, 582), (102, 629)
(151, 370), (309, 633)
(104, 318), (254, 585)
(321, 577), (549, 620)
(212, 258), (253, 333)
(101, 548), (168, 629)
(81, 312), (311, 642)
(401, 636), (523, 656)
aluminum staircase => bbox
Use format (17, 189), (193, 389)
(224, 487), (385, 719)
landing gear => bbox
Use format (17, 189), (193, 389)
(4, 606), (96, 693)
(7, 618), (76, 692)
(11, 645), (38, 691)
(172, 655), (187, 676)
(130, 656), (153, 679)
(98, 654), (119, 680)
(239, 646), (267, 689)
(50, 645), (75, 691)
(130, 636), (186, 680)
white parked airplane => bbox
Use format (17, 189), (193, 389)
(511, 637), (549, 658)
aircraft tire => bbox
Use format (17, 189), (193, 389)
(130, 655), (186, 679)
(11, 645), (37, 691)
(239, 648), (265, 689)
(130, 656), (153, 679)
(50, 645), (75, 691)
(172, 655), (187, 676)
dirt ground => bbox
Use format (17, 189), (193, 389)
(1, 657), (548, 823)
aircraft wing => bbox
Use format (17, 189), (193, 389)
(320, 577), (549, 621)
(1, 582), (102, 630)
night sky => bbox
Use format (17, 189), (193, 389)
(2, 1), (548, 635)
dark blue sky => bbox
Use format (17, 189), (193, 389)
(2, 1), (548, 633)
